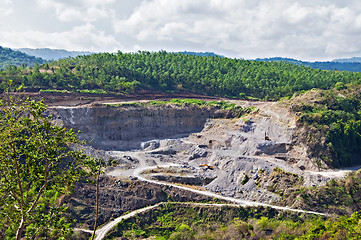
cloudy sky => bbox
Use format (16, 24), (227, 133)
(1, 0), (361, 61)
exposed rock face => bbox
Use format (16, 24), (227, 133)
(51, 104), (230, 150)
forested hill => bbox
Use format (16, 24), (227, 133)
(0, 46), (47, 70)
(256, 57), (361, 72)
(1, 51), (361, 100)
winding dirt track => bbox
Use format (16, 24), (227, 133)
(77, 161), (328, 240)
(94, 204), (162, 240)
(77, 202), (254, 240)
(133, 165), (327, 216)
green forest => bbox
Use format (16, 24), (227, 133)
(1, 51), (361, 100)
(0, 47), (47, 70)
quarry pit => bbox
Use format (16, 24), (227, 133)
(48, 99), (353, 205)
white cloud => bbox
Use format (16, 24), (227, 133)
(0, 23), (122, 52)
(2, 0), (361, 60)
(36, 0), (113, 22)
(83, 0), (115, 6)
(0, 0), (13, 16)
(112, 0), (361, 60)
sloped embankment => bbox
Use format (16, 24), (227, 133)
(65, 176), (215, 229)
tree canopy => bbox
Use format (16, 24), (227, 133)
(0, 93), (97, 239)
(1, 51), (361, 100)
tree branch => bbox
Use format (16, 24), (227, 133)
(12, 142), (27, 240)
(27, 158), (49, 214)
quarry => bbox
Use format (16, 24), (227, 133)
(48, 97), (353, 210)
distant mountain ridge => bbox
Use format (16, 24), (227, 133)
(332, 57), (361, 63)
(178, 51), (224, 58)
(0, 46), (47, 70)
(16, 48), (93, 60)
(256, 57), (361, 72)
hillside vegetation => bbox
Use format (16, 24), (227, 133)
(277, 169), (361, 216)
(104, 203), (361, 240)
(0, 46), (47, 70)
(1, 51), (361, 100)
(289, 85), (361, 168)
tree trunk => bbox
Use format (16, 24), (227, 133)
(91, 168), (101, 240)
(16, 215), (26, 240)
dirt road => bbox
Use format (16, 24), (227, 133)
(107, 149), (330, 215)
(132, 163), (328, 215)
(93, 203), (162, 240)
(76, 159), (328, 240)
(77, 195), (325, 240)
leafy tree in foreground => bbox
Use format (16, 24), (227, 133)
(0, 93), (97, 239)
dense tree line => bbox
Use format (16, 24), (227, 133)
(0, 46), (47, 70)
(1, 51), (361, 100)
